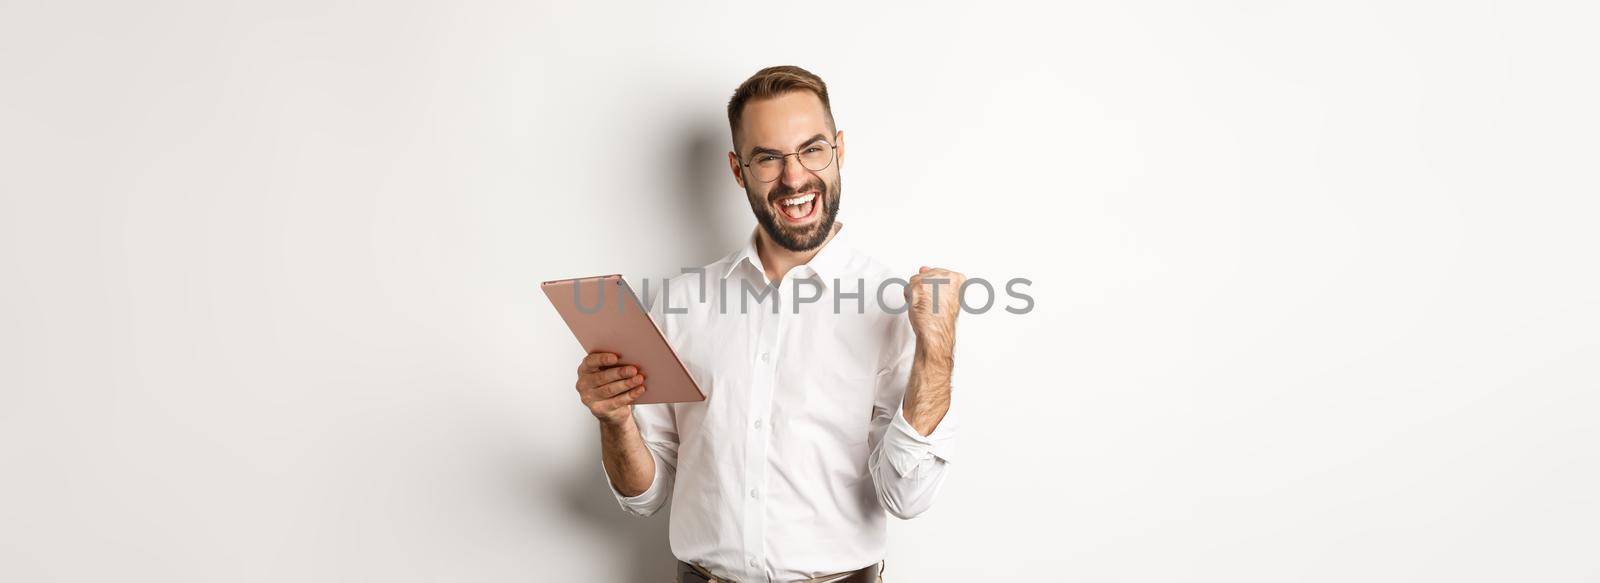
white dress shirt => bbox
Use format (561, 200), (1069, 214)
(601, 222), (959, 582)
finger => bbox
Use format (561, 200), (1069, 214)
(587, 374), (645, 400)
(581, 365), (638, 390)
(578, 352), (619, 373)
(594, 385), (647, 411)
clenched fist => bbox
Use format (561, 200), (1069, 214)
(904, 266), (965, 353)
(575, 351), (648, 427)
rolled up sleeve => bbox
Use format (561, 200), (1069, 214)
(881, 397), (959, 480)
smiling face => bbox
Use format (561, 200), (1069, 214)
(727, 90), (845, 252)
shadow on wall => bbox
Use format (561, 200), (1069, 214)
(670, 117), (743, 267)
(557, 449), (674, 582)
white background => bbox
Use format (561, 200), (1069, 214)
(3, 1), (1597, 581)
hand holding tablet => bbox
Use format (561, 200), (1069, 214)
(544, 275), (707, 408)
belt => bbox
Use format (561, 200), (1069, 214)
(676, 559), (884, 583)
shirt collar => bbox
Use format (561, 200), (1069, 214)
(721, 222), (853, 290)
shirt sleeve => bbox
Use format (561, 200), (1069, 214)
(881, 393), (959, 479)
(866, 318), (959, 520)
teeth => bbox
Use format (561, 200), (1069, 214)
(781, 193), (817, 206)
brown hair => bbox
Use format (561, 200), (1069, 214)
(726, 65), (835, 152)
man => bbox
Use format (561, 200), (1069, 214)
(572, 65), (963, 582)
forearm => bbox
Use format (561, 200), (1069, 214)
(599, 416), (656, 497)
(902, 338), (953, 436)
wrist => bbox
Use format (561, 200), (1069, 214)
(598, 411), (635, 433)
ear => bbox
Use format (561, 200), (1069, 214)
(834, 130), (845, 168)
(727, 150), (746, 189)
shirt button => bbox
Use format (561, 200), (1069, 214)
(750, 488), (759, 499)
(760, 352), (770, 362)
(748, 557), (759, 568)
(753, 419), (763, 429)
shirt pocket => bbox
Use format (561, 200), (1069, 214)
(792, 367), (880, 469)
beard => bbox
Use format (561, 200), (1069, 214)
(748, 173), (842, 252)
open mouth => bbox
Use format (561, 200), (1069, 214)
(773, 191), (820, 224)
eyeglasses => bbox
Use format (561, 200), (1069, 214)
(738, 140), (838, 183)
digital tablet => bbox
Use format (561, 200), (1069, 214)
(542, 274), (706, 404)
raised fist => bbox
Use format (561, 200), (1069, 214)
(904, 266), (965, 352)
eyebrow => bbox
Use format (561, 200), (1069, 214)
(747, 133), (830, 158)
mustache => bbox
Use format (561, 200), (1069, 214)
(767, 177), (827, 203)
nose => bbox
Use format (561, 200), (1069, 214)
(779, 154), (811, 190)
